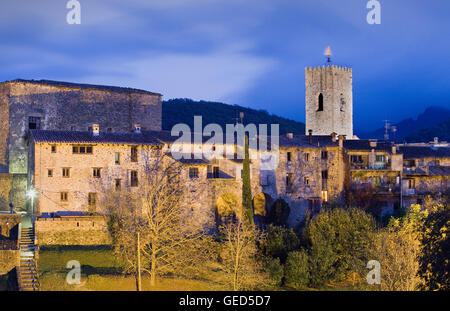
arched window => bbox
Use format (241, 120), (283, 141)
(317, 93), (324, 111)
(340, 94), (345, 112)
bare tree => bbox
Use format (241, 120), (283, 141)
(102, 149), (211, 288)
(218, 206), (267, 291)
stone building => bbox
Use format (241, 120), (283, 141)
(305, 66), (353, 138)
(0, 79), (162, 212)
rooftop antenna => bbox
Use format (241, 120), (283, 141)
(324, 46), (332, 64)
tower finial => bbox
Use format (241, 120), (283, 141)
(324, 46), (332, 64)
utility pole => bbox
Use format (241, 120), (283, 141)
(137, 232), (142, 291)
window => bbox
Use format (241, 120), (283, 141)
(317, 93), (324, 111)
(340, 94), (345, 112)
(93, 168), (101, 178)
(321, 170), (328, 180)
(48, 169), (53, 177)
(321, 151), (328, 160)
(321, 190), (328, 202)
(304, 153), (310, 162)
(51, 145), (56, 153)
(88, 193), (97, 207)
(131, 147), (138, 162)
(376, 155), (385, 162)
(304, 176), (309, 185)
(408, 179), (415, 189)
(213, 166), (220, 179)
(131, 171), (138, 187)
(28, 117), (41, 130)
(115, 153), (120, 165)
(287, 152), (292, 162)
(189, 167), (199, 179)
(62, 168), (70, 178)
(351, 155), (363, 163)
(107, 128), (113, 132)
(115, 179), (121, 191)
(286, 173), (294, 191)
(72, 145), (93, 154)
(60, 192), (68, 202)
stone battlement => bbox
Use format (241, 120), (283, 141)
(305, 65), (352, 73)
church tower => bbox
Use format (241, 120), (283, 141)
(305, 65), (353, 138)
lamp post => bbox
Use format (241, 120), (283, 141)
(26, 188), (38, 227)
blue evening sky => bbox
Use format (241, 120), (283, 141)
(0, 0), (449, 132)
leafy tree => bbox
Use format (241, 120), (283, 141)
(268, 199), (290, 227)
(242, 134), (254, 226)
(418, 204), (450, 290)
(303, 208), (376, 286)
(262, 257), (284, 287)
(285, 250), (310, 289)
(263, 225), (300, 263)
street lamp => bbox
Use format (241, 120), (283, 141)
(26, 188), (38, 227)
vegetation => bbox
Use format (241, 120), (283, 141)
(267, 199), (290, 227)
(284, 250), (310, 289)
(162, 98), (305, 135)
(242, 134), (254, 226)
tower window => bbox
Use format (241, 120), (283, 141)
(28, 117), (41, 130)
(340, 94), (345, 112)
(318, 93), (324, 111)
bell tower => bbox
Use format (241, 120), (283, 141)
(305, 50), (353, 138)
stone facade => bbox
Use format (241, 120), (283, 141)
(305, 66), (353, 138)
(35, 216), (111, 246)
(0, 80), (162, 211)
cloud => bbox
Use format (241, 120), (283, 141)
(76, 44), (277, 103)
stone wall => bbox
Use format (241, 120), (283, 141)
(0, 214), (21, 239)
(1, 81), (162, 174)
(305, 66), (353, 138)
(36, 216), (112, 246)
(0, 174), (13, 211)
(0, 250), (19, 275)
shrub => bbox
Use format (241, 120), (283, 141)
(268, 199), (290, 226)
(262, 257), (284, 287)
(263, 225), (300, 263)
(285, 250), (310, 289)
(303, 208), (376, 286)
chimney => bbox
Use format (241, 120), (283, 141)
(392, 145), (397, 154)
(286, 132), (294, 139)
(331, 132), (337, 143)
(338, 135), (344, 148)
(308, 129), (313, 144)
(134, 124), (142, 134)
(92, 124), (100, 136)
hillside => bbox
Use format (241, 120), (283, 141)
(162, 98), (305, 134)
(361, 106), (450, 142)
(405, 119), (450, 143)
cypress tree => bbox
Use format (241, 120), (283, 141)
(242, 134), (254, 225)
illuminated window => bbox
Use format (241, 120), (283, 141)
(115, 153), (120, 165)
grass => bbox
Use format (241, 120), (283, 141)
(37, 246), (368, 291)
(38, 246), (227, 291)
